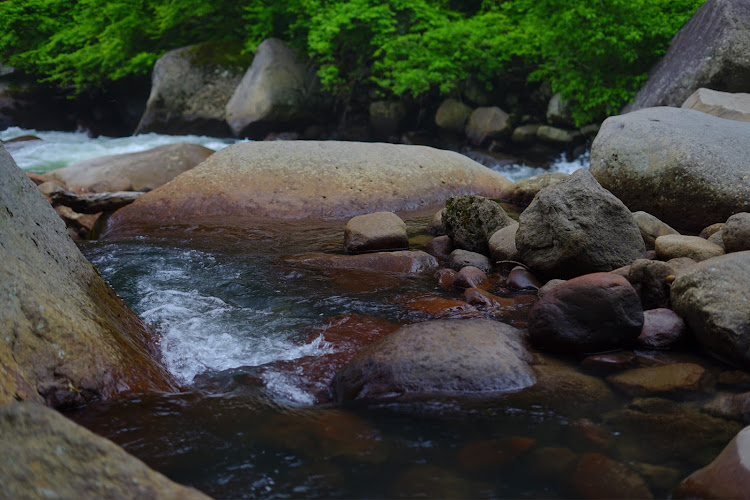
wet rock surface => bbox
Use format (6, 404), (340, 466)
(443, 194), (514, 254)
(343, 211), (408, 254)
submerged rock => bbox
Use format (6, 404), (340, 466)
(606, 363), (713, 397)
(569, 453), (653, 500)
(286, 250), (438, 275)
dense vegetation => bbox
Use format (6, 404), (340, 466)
(0, 0), (705, 125)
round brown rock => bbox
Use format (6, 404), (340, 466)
(344, 211), (408, 254)
(452, 266), (490, 290)
(655, 234), (725, 261)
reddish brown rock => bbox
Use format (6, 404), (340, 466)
(637, 308), (687, 349)
(435, 268), (457, 290)
(452, 266), (490, 290)
(425, 235), (453, 261)
(568, 419), (614, 453)
(463, 289), (537, 326)
(507, 266), (542, 291)
(606, 363), (714, 397)
(404, 296), (482, 320)
(581, 352), (638, 374)
(285, 250), (438, 275)
(570, 453), (653, 499)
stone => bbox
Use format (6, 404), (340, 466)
(607, 363), (713, 397)
(369, 100), (406, 137)
(708, 230), (725, 248)
(344, 211), (408, 254)
(625, 0), (750, 111)
(488, 222), (520, 262)
(528, 272), (643, 354)
(0, 146), (177, 408)
(581, 352), (638, 374)
(671, 251), (750, 369)
(536, 125), (583, 144)
(226, 38), (326, 138)
(0, 402), (210, 500)
(435, 268), (457, 290)
(673, 425), (750, 499)
(434, 98), (473, 132)
(723, 212), (750, 252)
(506, 266), (541, 291)
(331, 319), (536, 400)
(625, 259), (675, 310)
(502, 172), (569, 207)
(546, 93), (575, 127)
(452, 266), (490, 290)
(427, 208), (447, 236)
(637, 309), (687, 349)
(286, 250), (438, 275)
(516, 169), (646, 279)
(511, 124), (541, 144)
(425, 235), (453, 261)
(655, 234), (725, 261)
(444, 194), (514, 254)
(590, 107), (750, 232)
(447, 249), (491, 273)
(465, 106), (511, 145)
(632, 211), (680, 248)
(569, 453), (653, 499)
(538, 279), (565, 298)
(404, 296), (481, 320)
(135, 42), (249, 136)
(700, 222), (725, 239)
(463, 290), (537, 326)
(703, 392), (750, 422)
(666, 257), (698, 275)
(47, 143), (213, 193)
(49, 189), (143, 214)
(682, 87), (750, 122)
(106, 141), (512, 233)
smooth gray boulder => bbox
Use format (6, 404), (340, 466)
(435, 98), (472, 132)
(465, 106), (511, 145)
(632, 211), (680, 248)
(723, 212), (750, 252)
(625, 0), (750, 111)
(344, 212), (408, 254)
(488, 222), (520, 262)
(447, 249), (492, 274)
(516, 169), (646, 279)
(671, 251), (750, 369)
(590, 107), (750, 232)
(135, 42), (249, 136)
(682, 88), (750, 122)
(0, 402), (210, 500)
(443, 194), (514, 254)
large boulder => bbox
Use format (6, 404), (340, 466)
(682, 87), (750, 122)
(225, 38), (325, 138)
(625, 0), (750, 111)
(135, 42), (250, 136)
(46, 143), (214, 193)
(723, 212), (750, 252)
(515, 169), (645, 279)
(589, 107), (750, 232)
(0, 146), (177, 408)
(0, 402), (210, 499)
(443, 194), (514, 254)
(434, 98), (473, 132)
(671, 251), (750, 369)
(465, 106), (511, 145)
(105, 141), (512, 234)
(331, 319), (536, 400)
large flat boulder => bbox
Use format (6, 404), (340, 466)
(47, 143), (214, 193)
(0, 146), (177, 408)
(682, 88), (750, 122)
(625, 0), (750, 111)
(105, 141), (512, 234)
(590, 107), (750, 231)
(0, 402), (210, 499)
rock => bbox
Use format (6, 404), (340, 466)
(625, 0), (750, 111)
(682, 87), (750, 122)
(637, 309), (687, 349)
(528, 447), (579, 484)
(457, 437), (536, 473)
(465, 106), (511, 145)
(703, 392), (750, 422)
(404, 296), (481, 320)
(426, 235), (454, 261)
(225, 38), (325, 138)
(516, 169), (646, 279)
(538, 279), (565, 298)
(570, 453), (653, 499)
(655, 234), (725, 261)
(671, 251), (750, 369)
(447, 249), (491, 273)
(331, 319), (536, 400)
(502, 172), (569, 207)
(511, 124), (542, 144)
(528, 272), (644, 354)
(581, 352), (638, 374)
(723, 212), (750, 252)
(0, 402), (210, 499)
(536, 125), (583, 144)
(452, 266), (490, 290)
(343, 212), (408, 254)
(49, 189), (143, 214)
(719, 370), (750, 389)
(488, 222), (520, 262)
(434, 98), (473, 132)
(106, 141), (512, 233)
(427, 208), (447, 236)
(607, 363), (713, 397)
(547, 93), (575, 127)
(444, 194), (514, 254)
(673, 425), (750, 499)
(700, 222), (725, 239)
(507, 266), (541, 291)
(624, 259), (675, 310)
(286, 250), (438, 275)
(46, 143), (213, 193)
(391, 465), (489, 499)
(708, 230), (725, 248)
(435, 268), (457, 290)
(369, 100), (406, 137)
(0, 146), (177, 408)
(666, 257), (698, 275)
(580, 123), (601, 139)
(463, 289), (537, 326)
(632, 211), (680, 248)
(590, 107), (750, 232)
(135, 42), (249, 136)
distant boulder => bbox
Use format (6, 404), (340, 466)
(682, 88), (750, 122)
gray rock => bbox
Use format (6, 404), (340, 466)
(625, 0), (750, 111)
(444, 194), (514, 254)
(465, 106), (511, 145)
(722, 212), (750, 252)
(344, 211), (408, 254)
(632, 211), (680, 248)
(682, 88), (750, 122)
(332, 319), (536, 400)
(511, 124), (542, 144)
(700, 222), (725, 239)
(0, 402), (210, 500)
(590, 107), (750, 231)
(537, 125), (583, 144)
(503, 172), (569, 207)
(671, 251), (750, 369)
(488, 222), (520, 262)
(516, 169), (646, 279)
(625, 259), (675, 310)
(447, 249), (492, 273)
(427, 208), (447, 236)
(708, 230), (725, 248)
(538, 279), (566, 298)
(655, 234), (725, 261)
(435, 98), (473, 132)
(546, 93), (575, 127)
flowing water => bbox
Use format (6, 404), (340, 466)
(5, 128), (737, 498)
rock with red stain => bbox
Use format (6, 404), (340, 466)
(435, 268), (457, 290)
(452, 266), (490, 290)
(425, 235), (454, 261)
(569, 453), (653, 499)
(404, 296), (482, 320)
(637, 308), (687, 349)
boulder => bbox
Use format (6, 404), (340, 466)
(637, 308), (687, 349)
(516, 169), (646, 279)
(465, 106), (511, 145)
(511, 124), (541, 144)
(0, 402), (210, 499)
(528, 272), (644, 354)
(135, 42), (249, 136)
(673, 425), (750, 499)
(682, 87), (750, 122)
(344, 212), (408, 254)
(105, 141), (512, 234)
(546, 93), (575, 127)
(671, 251), (750, 369)
(723, 212), (750, 252)
(46, 143), (213, 193)
(655, 234), (725, 261)
(624, 259), (675, 310)
(488, 222), (520, 262)
(452, 266), (490, 290)
(502, 172), (569, 207)
(446, 249), (491, 273)
(632, 211), (680, 248)
(425, 235), (453, 261)
(225, 38), (325, 138)
(444, 194), (514, 254)
(331, 319), (536, 400)
(536, 125), (583, 144)
(590, 107), (750, 232)
(607, 363), (713, 397)
(0, 146), (177, 408)
(625, 0), (750, 111)
(435, 98), (473, 132)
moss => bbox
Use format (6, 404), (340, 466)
(185, 40), (254, 71)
